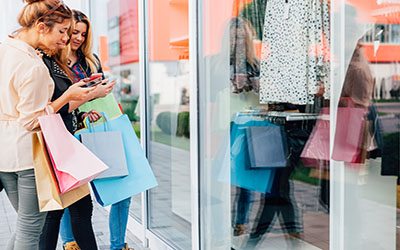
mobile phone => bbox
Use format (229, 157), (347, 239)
(85, 73), (103, 87)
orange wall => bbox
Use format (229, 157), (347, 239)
(347, 0), (400, 24)
(148, 0), (188, 61)
(362, 43), (400, 62)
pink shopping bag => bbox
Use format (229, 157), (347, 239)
(38, 113), (108, 193)
(332, 105), (367, 163)
(301, 108), (330, 164)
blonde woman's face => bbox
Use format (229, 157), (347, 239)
(41, 19), (71, 52)
(70, 22), (87, 51)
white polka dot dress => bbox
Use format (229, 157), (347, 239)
(259, 0), (330, 105)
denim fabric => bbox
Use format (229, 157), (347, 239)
(0, 169), (47, 250)
(60, 209), (75, 244)
(59, 197), (132, 250)
(109, 198), (132, 250)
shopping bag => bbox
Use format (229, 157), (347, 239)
(246, 125), (288, 168)
(75, 114), (158, 206)
(79, 93), (122, 120)
(38, 113), (108, 193)
(300, 108), (330, 163)
(332, 105), (367, 163)
(32, 132), (90, 212)
(80, 130), (129, 179)
(222, 119), (275, 193)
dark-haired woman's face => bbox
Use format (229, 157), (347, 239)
(70, 22), (87, 51)
(41, 19), (71, 52)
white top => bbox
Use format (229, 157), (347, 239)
(259, 0), (330, 105)
(0, 37), (54, 172)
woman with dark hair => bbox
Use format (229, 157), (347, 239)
(37, 5), (114, 250)
(57, 10), (132, 250)
(0, 0), (91, 249)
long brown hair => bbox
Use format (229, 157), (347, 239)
(19, 0), (72, 32)
(72, 10), (99, 73)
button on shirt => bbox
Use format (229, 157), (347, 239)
(0, 37), (54, 172)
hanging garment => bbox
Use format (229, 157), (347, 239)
(259, 0), (330, 105)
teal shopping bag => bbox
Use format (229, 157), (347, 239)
(229, 120), (276, 193)
(216, 117), (276, 193)
(75, 114), (158, 206)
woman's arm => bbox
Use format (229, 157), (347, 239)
(51, 80), (94, 113)
(68, 79), (116, 112)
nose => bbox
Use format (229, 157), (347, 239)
(62, 33), (69, 43)
(76, 34), (83, 42)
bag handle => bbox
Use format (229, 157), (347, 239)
(84, 112), (109, 132)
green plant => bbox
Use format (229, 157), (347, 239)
(156, 111), (175, 135)
(155, 111), (190, 138)
(176, 111), (190, 138)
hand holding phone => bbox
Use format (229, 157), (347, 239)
(84, 73), (103, 87)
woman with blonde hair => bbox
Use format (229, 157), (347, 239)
(0, 0), (92, 249)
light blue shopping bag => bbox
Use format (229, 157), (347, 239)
(216, 116), (276, 193)
(75, 114), (158, 206)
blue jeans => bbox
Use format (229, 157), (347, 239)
(60, 198), (132, 250)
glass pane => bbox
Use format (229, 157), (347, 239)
(199, 0), (331, 249)
(91, 0), (142, 222)
(335, 2), (400, 249)
(146, 0), (191, 249)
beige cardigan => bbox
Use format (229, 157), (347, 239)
(0, 37), (54, 172)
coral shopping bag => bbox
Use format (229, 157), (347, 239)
(38, 113), (108, 193)
(331, 105), (367, 163)
(301, 108), (330, 162)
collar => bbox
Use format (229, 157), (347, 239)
(4, 36), (40, 60)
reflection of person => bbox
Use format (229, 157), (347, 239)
(56, 10), (133, 250)
(0, 1), (92, 249)
(229, 17), (261, 237)
(247, 119), (306, 243)
(230, 17), (260, 94)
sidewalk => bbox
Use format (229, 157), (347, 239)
(0, 192), (147, 250)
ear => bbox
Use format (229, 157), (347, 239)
(36, 22), (50, 34)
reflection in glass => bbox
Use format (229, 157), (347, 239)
(146, 0), (191, 249)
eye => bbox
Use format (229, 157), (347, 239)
(82, 33), (87, 37)
(59, 29), (68, 34)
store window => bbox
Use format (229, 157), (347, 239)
(198, 0), (399, 250)
(90, 0), (143, 221)
(146, 0), (192, 249)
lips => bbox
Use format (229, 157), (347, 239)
(72, 41), (81, 47)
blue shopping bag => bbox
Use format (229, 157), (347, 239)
(75, 114), (158, 206)
(217, 118), (276, 193)
(231, 120), (276, 193)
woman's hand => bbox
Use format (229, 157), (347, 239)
(82, 110), (102, 122)
(90, 79), (116, 98)
(65, 80), (94, 101)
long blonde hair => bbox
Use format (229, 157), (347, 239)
(72, 10), (99, 73)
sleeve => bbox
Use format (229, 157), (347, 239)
(16, 65), (54, 131)
(93, 53), (104, 78)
